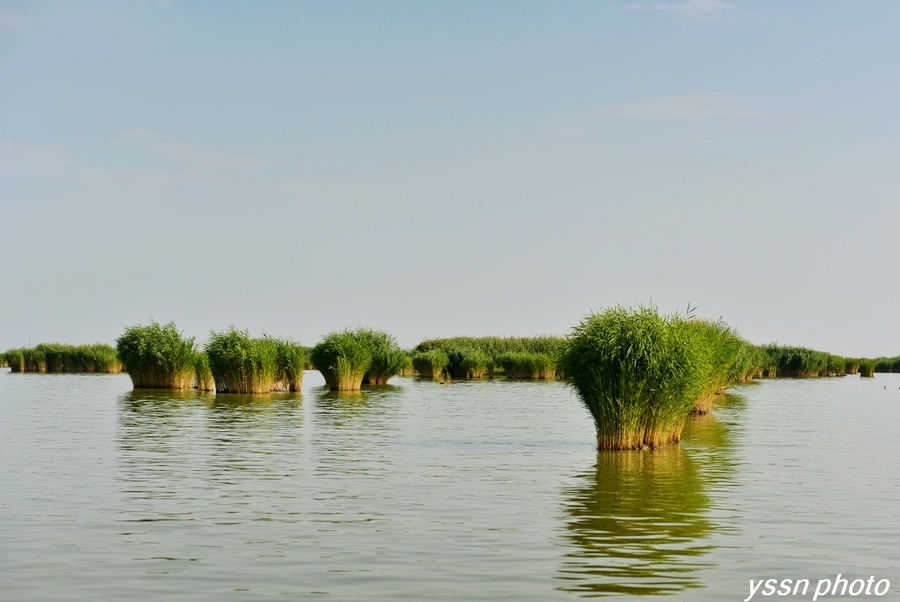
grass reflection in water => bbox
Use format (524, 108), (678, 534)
(557, 398), (740, 597)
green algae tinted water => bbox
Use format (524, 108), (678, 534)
(1, 369), (899, 601)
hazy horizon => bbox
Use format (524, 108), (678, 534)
(2, 1), (899, 356)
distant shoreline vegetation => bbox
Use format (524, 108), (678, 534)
(2, 313), (898, 400)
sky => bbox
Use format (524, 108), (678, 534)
(1, 0), (898, 355)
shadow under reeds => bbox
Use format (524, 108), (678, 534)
(556, 397), (740, 597)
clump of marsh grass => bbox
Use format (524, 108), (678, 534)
(205, 328), (281, 394)
(498, 351), (557, 380)
(459, 348), (490, 379)
(444, 346), (491, 379)
(824, 355), (846, 377)
(414, 335), (565, 378)
(859, 359), (876, 377)
(23, 347), (48, 372)
(844, 359), (860, 375)
(764, 345), (830, 378)
(874, 356), (900, 373)
(274, 339), (306, 392)
(5, 348), (25, 372)
(194, 352), (215, 392)
(1, 344), (121, 373)
(411, 349), (449, 379)
(728, 343), (769, 383)
(683, 320), (742, 414)
(559, 305), (709, 450)
(360, 330), (407, 384)
(310, 329), (373, 391)
(117, 320), (198, 389)
(398, 351), (416, 376)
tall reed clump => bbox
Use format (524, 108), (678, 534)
(360, 330), (407, 384)
(399, 351), (416, 376)
(116, 320), (198, 389)
(764, 345), (830, 378)
(559, 306), (709, 450)
(275, 339), (306, 391)
(5, 349), (24, 371)
(194, 352), (215, 392)
(844, 359), (860, 375)
(414, 335), (564, 378)
(444, 346), (491, 379)
(685, 320), (743, 414)
(498, 351), (557, 380)
(728, 342), (769, 382)
(411, 349), (449, 379)
(205, 328), (281, 394)
(824, 355), (846, 377)
(859, 359), (876, 378)
(310, 329), (373, 391)
(2, 343), (122, 373)
(874, 356), (900, 373)
(0, 352), (6, 368)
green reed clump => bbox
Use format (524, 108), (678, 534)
(205, 328), (281, 394)
(360, 330), (407, 384)
(824, 355), (846, 377)
(459, 348), (491, 379)
(310, 329), (374, 391)
(559, 305), (709, 450)
(859, 359), (876, 377)
(728, 342), (769, 382)
(844, 359), (860, 375)
(117, 320), (198, 389)
(23, 346), (48, 372)
(415, 335), (564, 377)
(764, 345), (830, 378)
(411, 349), (449, 379)
(194, 352), (215, 391)
(41, 343), (122, 372)
(399, 351), (416, 376)
(0, 352), (5, 368)
(442, 346), (490, 379)
(5, 348), (25, 371)
(684, 320), (743, 414)
(274, 339), (306, 391)
(874, 356), (900, 373)
(498, 351), (557, 380)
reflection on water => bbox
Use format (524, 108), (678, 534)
(557, 395), (741, 597)
(309, 384), (402, 478)
(117, 390), (305, 505)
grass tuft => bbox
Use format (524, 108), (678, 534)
(411, 349), (449, 379)
(498, 351), (557, 380)
(205, 328), (280, 394)
(194, 352), (215, 391)
(117, 320), (197, 389)
(859, 359), (876, 377)
(310, 329), (373, 391)
(274, 339), (306, 391)
(360, 330), (407, 384)
(559, 305), (709, 450)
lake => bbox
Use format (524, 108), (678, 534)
(1, 369), (898, 600)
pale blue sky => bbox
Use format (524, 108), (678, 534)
(1, 1), (898, 355)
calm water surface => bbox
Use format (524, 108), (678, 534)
(1, 369), (899, 600)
